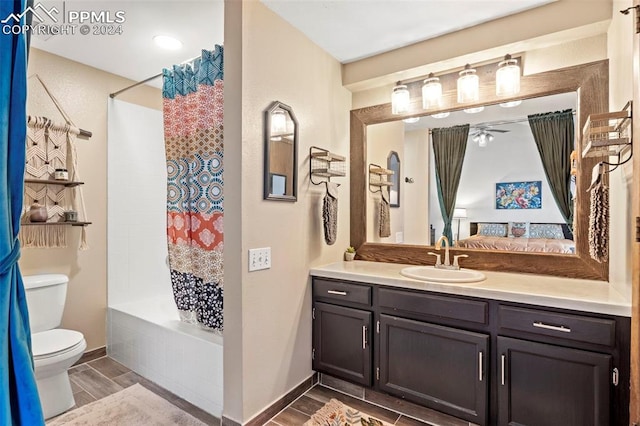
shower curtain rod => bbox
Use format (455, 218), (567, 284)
(109, 54), (201, 99)
(426, 109), (576, 133)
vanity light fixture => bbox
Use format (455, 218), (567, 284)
(153, 35), (183, 50)
(392, 82), (411, 115)
(431, 112), (450, 119)
(457, 64), (479, 103)
(421, 73), (442, 109)
(496, 54), (521, 96)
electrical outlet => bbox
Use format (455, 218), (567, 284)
(248, 247), (271, 272)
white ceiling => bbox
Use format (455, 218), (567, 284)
(31, 1), (224, 87)
(30, 0), (557, 88)
(261, 0), (556, 63)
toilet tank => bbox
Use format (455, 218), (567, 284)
(22, 274), (69, 333)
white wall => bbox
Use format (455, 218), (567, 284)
(428, 124), (565, 241)
(107, 99), (172, 306)
(223, 2), (352, 423)
(403, 130), (430, 245)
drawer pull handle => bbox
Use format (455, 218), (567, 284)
(478, 352), (483, 382)
(501, 355), (506, 385)
(533, 321), (571, 333)
(327, 290), (348, 296)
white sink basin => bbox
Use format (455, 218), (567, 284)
(400, 266), (486, 283)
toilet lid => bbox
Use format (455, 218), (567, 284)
(32, 329), (85, 359)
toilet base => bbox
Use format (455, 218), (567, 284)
(36, 371), (75, 420)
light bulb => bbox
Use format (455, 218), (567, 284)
(457, 64), (479, 103)
(422, 73), (442, 109)
(391, 83), (410, 115)
(496, 54), (521, 96)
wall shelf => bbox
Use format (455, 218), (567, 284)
(582, 101), (632, 158)
(369, 163), (394, 193)
(310, 146), (346, 185)
(24, 178), (85, 188)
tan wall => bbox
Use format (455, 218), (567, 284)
(223, 1), (352, 423)
(21, 48), (161, 351)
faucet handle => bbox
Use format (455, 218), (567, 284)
(427, 252), (442, 266)
(453, 254), (469, 268)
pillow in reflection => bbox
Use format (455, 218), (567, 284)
(507, 222), (530, 238)
(529, 223), (565, 239)
(477, 223), (507, 237)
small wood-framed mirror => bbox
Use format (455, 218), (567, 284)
(387, 151), (400, 207)
(264, 101), (298, 201)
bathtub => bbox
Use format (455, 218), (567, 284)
(107, 295), (223, 416)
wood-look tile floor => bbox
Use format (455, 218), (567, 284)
(48, 356), (220, 425)
(267, 385), (438, 426)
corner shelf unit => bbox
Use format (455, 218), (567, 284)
(582, 101), (632, 159)
(310, 146), (346, 185)
(369, 163), (394, 193)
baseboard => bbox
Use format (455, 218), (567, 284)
(73, 346), (107, 366)
(221, 373), (318, 426)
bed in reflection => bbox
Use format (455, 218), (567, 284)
(456, 222), (575, 254)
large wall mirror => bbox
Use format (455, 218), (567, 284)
(351, 60), (609, 280)
(264, 101), (298, 201)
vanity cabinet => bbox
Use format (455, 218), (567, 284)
(312, 279), (373, 386)
(379, 315), (488, 423)
(311, 276), (630, 426)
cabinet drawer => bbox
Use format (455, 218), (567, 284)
(378, 288), (488, 325)
(313, 279), (372, 306)
(498, 305), (616, 347)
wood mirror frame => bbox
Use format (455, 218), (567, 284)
(350, 60), (609, 280)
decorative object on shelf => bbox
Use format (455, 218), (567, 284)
(344, 246), (356, 261)
(63, 210), (78, 222)
(53, 168), (68, 180)
(264, 101), (298, 201)
(29, 202), (48, 222)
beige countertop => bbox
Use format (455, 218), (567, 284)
(310, 261), (631, 317)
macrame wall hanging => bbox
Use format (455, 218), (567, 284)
(20, 75), (90, 249)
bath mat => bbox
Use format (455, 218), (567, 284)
(304, 398), (394, 426)
(47, 383), (206, 426)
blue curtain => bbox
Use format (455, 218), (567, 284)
(0, 1), (45, 424)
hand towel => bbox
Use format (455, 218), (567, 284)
(323, 182), (338, 245)
(379, 190), (391, 238)
(588, 179), (609, 263)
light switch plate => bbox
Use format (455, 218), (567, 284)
(248, 247), (271, 271)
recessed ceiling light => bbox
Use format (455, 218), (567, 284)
(153, 35), (183, 50)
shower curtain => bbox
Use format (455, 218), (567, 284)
(163, 47), (224, 331)
(1, 0), (45, 423)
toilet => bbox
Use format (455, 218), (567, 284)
(23, 274), (87, 420)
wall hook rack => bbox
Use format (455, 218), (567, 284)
(368, 163), (394, 194)
(309, 146), (346, 186)
(582, 100), (632, 175)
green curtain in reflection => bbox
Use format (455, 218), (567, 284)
(432, 124), (469, 243)
(527, 110), (574, 228)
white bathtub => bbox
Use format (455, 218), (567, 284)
(107, 295), (223, 416)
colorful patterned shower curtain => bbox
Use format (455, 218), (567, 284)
(162, 47), (224, 331)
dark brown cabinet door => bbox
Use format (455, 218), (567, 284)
(378, 314), (489, 425)
(497, 336), (612, 426)
(313, 302), (372, 386)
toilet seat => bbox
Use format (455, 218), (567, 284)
(32, 329), (85, 360)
